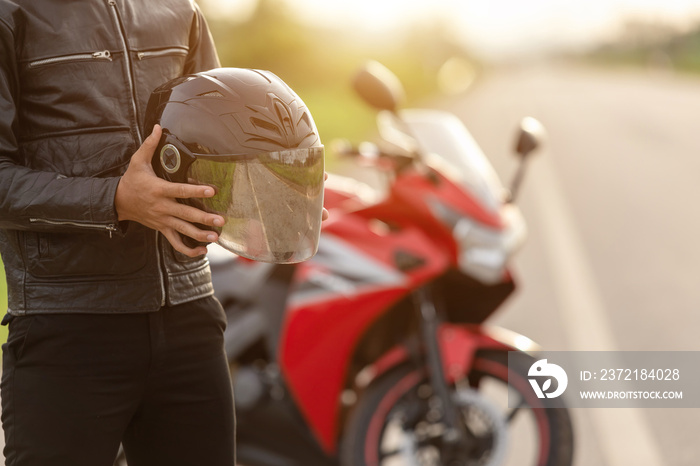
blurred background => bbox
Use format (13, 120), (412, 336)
(3, 0), (700, 464)
(195, 1), (700, 465)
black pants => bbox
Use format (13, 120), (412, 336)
(0, 296), (235, 466)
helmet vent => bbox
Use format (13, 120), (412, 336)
(250, 117), (281, 137)
(199, 90), (225, 98)
(273, 100), (294, 136)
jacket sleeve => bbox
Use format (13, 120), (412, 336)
(0, 17), (121, 234)
(183, 3), (221, 74)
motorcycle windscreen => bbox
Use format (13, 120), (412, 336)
(187, 147), (325, 264)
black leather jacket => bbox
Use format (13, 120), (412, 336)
(0, 0), (221, 314)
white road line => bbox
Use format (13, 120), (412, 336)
(532, 157), (664, 466)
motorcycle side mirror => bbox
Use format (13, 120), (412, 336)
(352, 61), (405, 113)
(514, 117), (546, 158)
(508, 117), (546, 203)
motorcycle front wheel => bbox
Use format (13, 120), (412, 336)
(340, 351), (574, 466)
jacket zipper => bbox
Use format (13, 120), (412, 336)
(28, 51), (112, 69)
(107, 0), (166, 306)
(30, 218), (118, 237)
(107, 0), (143, 144)
(155, 231), (167, 306)
(137, 47), (188, 60)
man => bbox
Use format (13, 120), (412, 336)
(0, 1), (235, 464)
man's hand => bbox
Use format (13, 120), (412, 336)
(115, 125), (225, 257)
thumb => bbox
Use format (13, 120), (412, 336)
(132, 124), (162, 164)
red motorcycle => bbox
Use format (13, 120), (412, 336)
(211, 62), (574, 466)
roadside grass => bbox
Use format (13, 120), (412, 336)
(297, 84), (377, 172)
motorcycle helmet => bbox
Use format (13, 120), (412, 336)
(144, 68), (324, 264)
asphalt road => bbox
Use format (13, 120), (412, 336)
(437, 63), (700, 466)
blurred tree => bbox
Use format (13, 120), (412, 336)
(199, 0), (477, 96)
(196, 0), (478, 145)
(203, 0), (317, 86)
(585, 18), (700, 73)
(666, 26), (700, 73)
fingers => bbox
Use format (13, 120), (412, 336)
(118, 129), (227, 256)
(162, 228), (208, 258)
(169, 216), (219, 244)
(153, 203), (222, 257)
(158, 179), (217, 200)
(168, 201), (224, 231)
(158, 199), (223, 248)
(132, 124), (162, 164)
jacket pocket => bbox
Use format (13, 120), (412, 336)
(26, 50), (113, 69)
(23, 228), (149, 278)
(135, 47), (188, 61)
(132, 46), (190, 112)
(20, 130), (135, 178)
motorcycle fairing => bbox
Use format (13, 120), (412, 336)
(280, 221), (449, 453)
(281, 287), (409, 453)
(288, 234), (406, 309)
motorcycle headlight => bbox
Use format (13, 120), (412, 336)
(454, 205), (527, 283)
(429, 199), (526, 283)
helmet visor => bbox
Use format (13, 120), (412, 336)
(187, 146), (325, 263)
